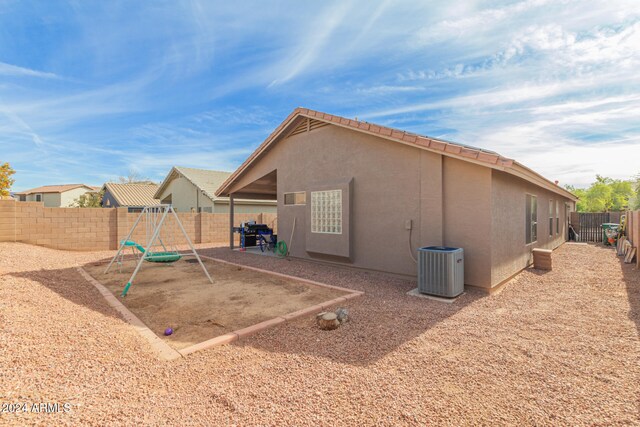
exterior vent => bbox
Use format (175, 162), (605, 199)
(288, 118), (329, 137)
(417, 246), (464, 297)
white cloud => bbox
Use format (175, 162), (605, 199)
(2, 1), (640, 190)
(268, 2), (353, 86)
(0, 62), (60, 79)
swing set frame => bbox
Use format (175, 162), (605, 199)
(104, 205), (213, 297)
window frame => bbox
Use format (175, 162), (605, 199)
(549, 198), (554, 237)
(35, 194), (42, 202)
(556, 200), (560, 235)
(284, 191), (306, 206)
(526, 194), (537, 245)
(310, 189), (342, 234)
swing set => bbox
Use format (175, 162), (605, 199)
(104, 205), (213, 297)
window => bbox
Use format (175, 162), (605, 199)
(311, 189), (342, 234)
(549, 199), (554, 236)
(284, 192), (306, 205)
(556, 201), (560, 235)
(35, 194), (42, 202)
(526, 194), (537, 244)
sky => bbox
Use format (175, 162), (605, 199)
(1, 0), (639, 191)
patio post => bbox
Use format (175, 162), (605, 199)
(229, 194), (235, 249)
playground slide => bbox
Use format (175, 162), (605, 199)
(121, 240), (146, 254)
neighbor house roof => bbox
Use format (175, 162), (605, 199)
(102, 182), (160, 207)
(15, 184), (96, 195)
(216, 107), (577, 201)
(154, 167), (232, 201)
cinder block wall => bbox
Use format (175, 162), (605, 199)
(0, 200), (274, 251)
(2, 201), (117, 250)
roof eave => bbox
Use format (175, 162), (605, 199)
(153, 167), (180, 199)
(215, 108), (580, 202)
(510, 162), (578, 201)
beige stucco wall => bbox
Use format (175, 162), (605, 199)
(491, 170), (574, 286)
(157, 176), (214, 212)
(23, 187), (92, 207)
(226, 123), (576, 289)
(157, 176), (276, 214)
(60, 187), (94, 207)
(227, 124), (497, 287)
(25, 193), (60, 207)
(443, 157), (493, 287)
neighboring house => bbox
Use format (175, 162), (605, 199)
(154, 166), (276, 213)
(101, 182), (160, 212)
(216, 107), (578, 292)
(14, 184), (98, 207)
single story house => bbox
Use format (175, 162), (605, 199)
(216, 107), (578, 291)
(15, 184), (98, 207)
(154, 166), (276, 213)
(101, 182), (160, 212)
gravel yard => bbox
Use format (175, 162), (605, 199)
(0, 241), (638, 425)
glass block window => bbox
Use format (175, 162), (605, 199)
(284, 192), (306, 205)
(311, 190), (342, 234)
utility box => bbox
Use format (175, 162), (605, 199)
(417, 246), (464, 298)
(532, 248), (552, 270)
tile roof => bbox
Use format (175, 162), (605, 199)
(103, 182), (160, 207)
(216, 107), (577, 201)
(154, 167), (233, 201)
(15, 184), (95, 195)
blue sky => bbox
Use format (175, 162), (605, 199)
(1, 0), (639, 191)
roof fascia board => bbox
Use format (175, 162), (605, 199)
(217, 108), (579, 202)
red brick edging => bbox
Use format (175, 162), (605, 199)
(76, 267), (182, 361)
(77, 257), (363, 359)
(179, 256), (363, 356)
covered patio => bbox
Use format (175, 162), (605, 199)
(226, 169), (278, 250)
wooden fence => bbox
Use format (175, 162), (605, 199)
(570, 211), (622, 242)
(625, 210), (640, 267)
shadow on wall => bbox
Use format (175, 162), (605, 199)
(620, 254), (640, 337)
(198, 247), (488, 367)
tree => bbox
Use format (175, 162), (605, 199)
(565, 175), (637, 212)
(565, 185), (587, 211)
(73, 189), (104, 208)
(117, 169), (150, 184)
(0, 162), (16, 197)
(632, 173), (640, 210)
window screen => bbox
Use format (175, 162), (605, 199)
(311, 190), (342, 234)
(284, 192), (306, 205)
(526, 194), (537, 244)
(549, 199), (554, 236)
(556, 201), (560, 235)
(35, 194), (42, 202)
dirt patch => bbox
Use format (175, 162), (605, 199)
(82, 258), (347, 349)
